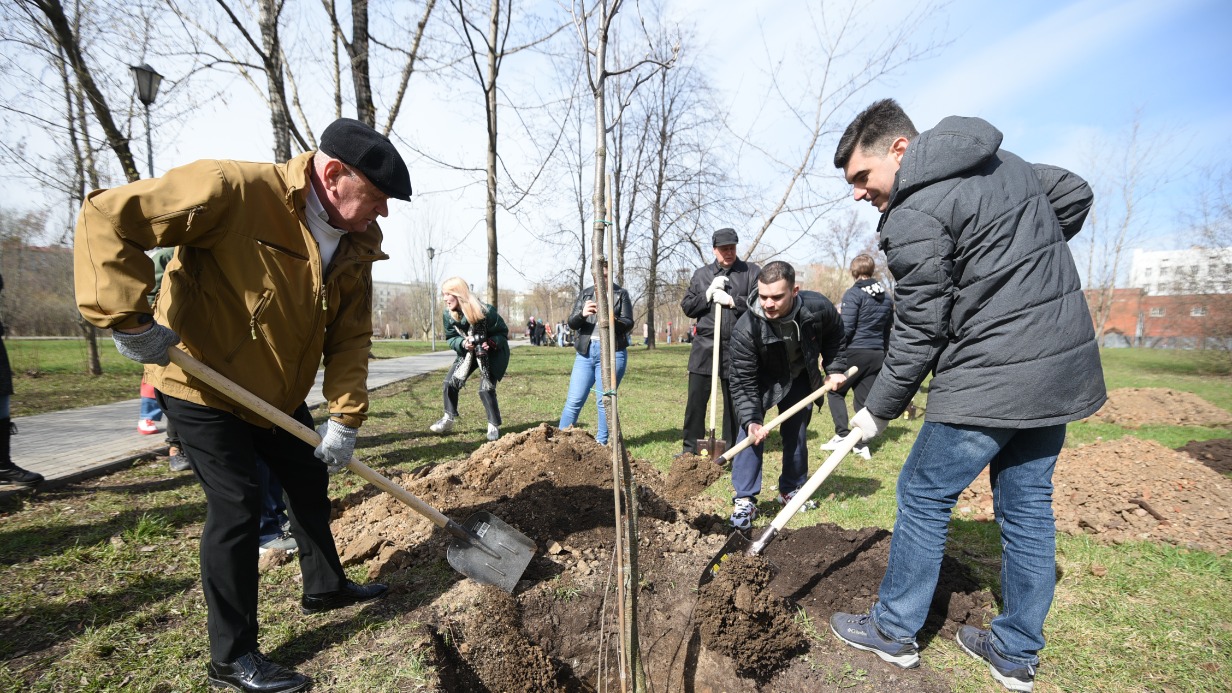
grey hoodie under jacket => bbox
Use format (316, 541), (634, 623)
(867, 115), (1106, 428)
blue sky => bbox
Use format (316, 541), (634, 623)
(6, 0), (1229, 287)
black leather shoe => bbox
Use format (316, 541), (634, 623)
(301, 580), (388, 614)
(207, 651), (310, 692)
(0, 465), (43, 488)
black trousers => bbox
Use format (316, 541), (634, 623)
(827, 349), (885, 437)
(681, 371), (736, 453)
(158, 393), (347, 663)
(442, 358), (501, 425)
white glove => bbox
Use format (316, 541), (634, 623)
(112, 322), (180, 366)
(704, 275), (729, 301)
(711, 289), (735, 308)
(314, 420), (357, 474)
(850, 408), (889, 444)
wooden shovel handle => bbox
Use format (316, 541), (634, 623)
(168, 347), (452, 530)
(708, 301), (723, 432)
(719, 365), (858, 464)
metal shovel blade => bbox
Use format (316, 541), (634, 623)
(695, 431), (728, 463)
(446, 511), (537, 593)
(698, 530), (752, 587)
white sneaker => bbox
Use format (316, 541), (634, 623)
(429, 415), (454, 434)
(138, 418), (158, 435)
(820, 435), (844, 451)
(852, 444), (872, 460)
(486, 423), (500, 441)
(730, 498), (759, 530)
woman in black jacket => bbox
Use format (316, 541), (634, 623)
(557, 268), (634, 444)
(822, 254), (892, 459)
(0, 273), (43, 487)
(429, 277), (510, 441)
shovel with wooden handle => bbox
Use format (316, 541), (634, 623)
(697, 301), (727, 461)
(168, 347), (536, 593)
(699, 427), (864, 586)
(708, 366), (858, 468)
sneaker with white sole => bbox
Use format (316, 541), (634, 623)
(429, 415), (454, 434)
(956, 626), (1035, 692)
(486, 423), (500, 441)
(820, 435), (844, 451)
(829, 612), (920, 668)
(138, 418), (158, 435)
(852, 444), (872, 460)
(259, 532), (299, 555)
(729, 497), (758, 530)
(776, 487), (818, 510)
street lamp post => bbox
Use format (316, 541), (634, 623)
(427, 247), (436, 352)
(129, 64), (164, 178)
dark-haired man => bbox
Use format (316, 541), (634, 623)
(826, 99), (1104, 693)
(75, 118), (409, 693)
(679, 228), (760, 456)
(726, 261), (844, 529)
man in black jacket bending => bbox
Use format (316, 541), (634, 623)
(726, 261), (845, 530)
(827, 99), (1104, 693)
(678, 228), (760, 456)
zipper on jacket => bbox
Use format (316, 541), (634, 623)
(256, 239), (310, 261)
(149, 205), (205, 226)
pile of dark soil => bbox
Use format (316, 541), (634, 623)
(958, 436), (1232, 554)
(1088, 388), (1231, 427)
(664, 452), (724, 501)
(327, 425), (993, 691)
(1177, 438), (1232, 475)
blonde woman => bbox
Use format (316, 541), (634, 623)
(430, 278), (510, 441)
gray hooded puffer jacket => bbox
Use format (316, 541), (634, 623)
(867, 116), (1106, 427)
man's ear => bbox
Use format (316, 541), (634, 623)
(321, 158), (347, 188)
(890, 136), (910, 163)
(792, 284), (800, 297)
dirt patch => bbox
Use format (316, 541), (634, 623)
(1088, 388), (1232, 427)
(1177, 438), (1232, 475)
(696, 553), (806, 679)
(958, 436), (1232, 554)
(326, 424), (989, 690)
(664, 452), (724, 501)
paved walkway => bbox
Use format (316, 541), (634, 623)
(6, 349), (461, 491)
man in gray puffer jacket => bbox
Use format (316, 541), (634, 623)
(826, 100), (1105, 693)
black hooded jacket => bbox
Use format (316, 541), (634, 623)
(867, 115), (1106, 427)
(728, 289), (843, 430)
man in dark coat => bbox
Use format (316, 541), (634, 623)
(0, 273), (44, 488)
(678, 228), (760, 456)
(827, 99), (1104, 693)
(726, 261), (844, 530)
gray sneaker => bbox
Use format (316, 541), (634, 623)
(429, 415), (454, 434)
(829, 612), (920, 668)
(729, 497), (758, 530)
(956, 626), (1035, 692)
(259, 532), (299, 555)
(167, 447), (191, 472)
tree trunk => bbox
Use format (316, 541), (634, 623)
(483, 0), (500, 306)
(259, 0), (292, 160)
(350, 0), (374, 126)
(33, 0), (140, 183)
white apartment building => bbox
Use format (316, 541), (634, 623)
(1127, 247), (1232, 296)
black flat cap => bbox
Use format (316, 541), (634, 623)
(319, 118), (412, 200)
(712, 227), (739, 247)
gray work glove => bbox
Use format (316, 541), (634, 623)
(850, 408), (889, 444)
(704, 275), (729, 301)
(711, 289), (735, 308)
(112, 323), (181, 366)
(314, 420), (357, 474)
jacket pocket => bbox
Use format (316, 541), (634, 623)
(256, 239), (309, 262)
(226, 288), (274, 362)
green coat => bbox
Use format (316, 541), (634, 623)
(443, 303), (509, 381)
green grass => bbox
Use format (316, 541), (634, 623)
(1, 344), (1229, 690)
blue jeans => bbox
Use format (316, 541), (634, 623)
(559, 341), (627, 444)
(870, 421), (1065, 667)
(139, 396), (163, 421)
(730, 375), (813, 500)
(256, 456), (289, 544)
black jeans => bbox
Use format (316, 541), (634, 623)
(442, 357), (501, 425)
(827, 349), (885, 437)
(681, 371), (736, 453)
(158, 393), (346, 663)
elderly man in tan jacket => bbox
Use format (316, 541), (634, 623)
(74, 118), (410, 693)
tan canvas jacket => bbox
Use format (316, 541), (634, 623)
(74, 152), (388, 428)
